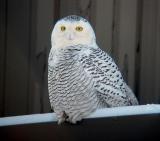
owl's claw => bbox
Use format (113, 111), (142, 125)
(57, 111), (68, 124)
(58, 118), (65, 124)
(66, 113), (82, 124)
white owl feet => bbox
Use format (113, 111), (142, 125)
(57, 111), (68, 124)
(57, 111), (83, 124)
(66, 113), (83, 124)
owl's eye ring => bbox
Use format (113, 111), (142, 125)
(60, 26), (66, 31)
(75, 26), (83, 32)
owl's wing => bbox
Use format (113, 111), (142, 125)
(79, 47), (137, 107)
(48, 48), (58, 78)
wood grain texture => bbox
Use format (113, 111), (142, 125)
(155, 1), (160, 103)
(4, 0), (30, 116)
(140, 0), (160, 104)
(27, 0), (41, 114)
(60, 0), (80, 18)
(113, 0), (138, 90)
(94, 0), (114, 53)
(0, 0), (7, 116)
(28, 0), (54, 113)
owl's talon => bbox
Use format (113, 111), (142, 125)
(57, 111), (68, 124)
(58, 118), (65, 124)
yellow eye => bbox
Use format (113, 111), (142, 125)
(75, 26), (83, 32)
(60, 26), (66, 31)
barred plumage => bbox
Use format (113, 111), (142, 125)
(48, 15), (138, 124)
(48, 47), (99, 123)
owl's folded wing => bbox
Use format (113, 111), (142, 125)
(78, 47), (136, 106)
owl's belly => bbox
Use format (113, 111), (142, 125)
(49, 63), (99, 118)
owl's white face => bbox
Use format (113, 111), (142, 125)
(51, 16), (96, 48)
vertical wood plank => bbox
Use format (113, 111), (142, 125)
(27, 0), (40, 114)
(140, 0), (160, 104)
(0, 0), (7, 116)
(134, 0), (143, 99)
(78, 0), (96, 22)
(4, 0), (30, 116)
(60, 0), (80, 18)
(94, 0), (114, 53)
(113, 0), (138, 90)
(59, 0), (96, 22)
(33, 0), (54, 113)
(54, 0), (61, 23)
(155, 1), (160, 103)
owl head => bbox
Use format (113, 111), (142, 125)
(51, 15), (96, 48)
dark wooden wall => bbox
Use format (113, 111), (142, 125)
(0, 0), (160, 117)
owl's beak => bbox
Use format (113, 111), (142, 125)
(67, 33), (75, 41)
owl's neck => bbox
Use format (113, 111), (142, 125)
(50, 45), (80, 62)
(51, 42), (98, 59)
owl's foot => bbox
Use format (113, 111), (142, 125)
(58, 118), (65, 124)
(57, 111), (83, 124)
(57, 111), (68, 124)
(66, 113), (82, 124)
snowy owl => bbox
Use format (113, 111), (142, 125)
(48, 15), (138, 124)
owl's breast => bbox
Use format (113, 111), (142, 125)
(48, 57), (98, 115)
